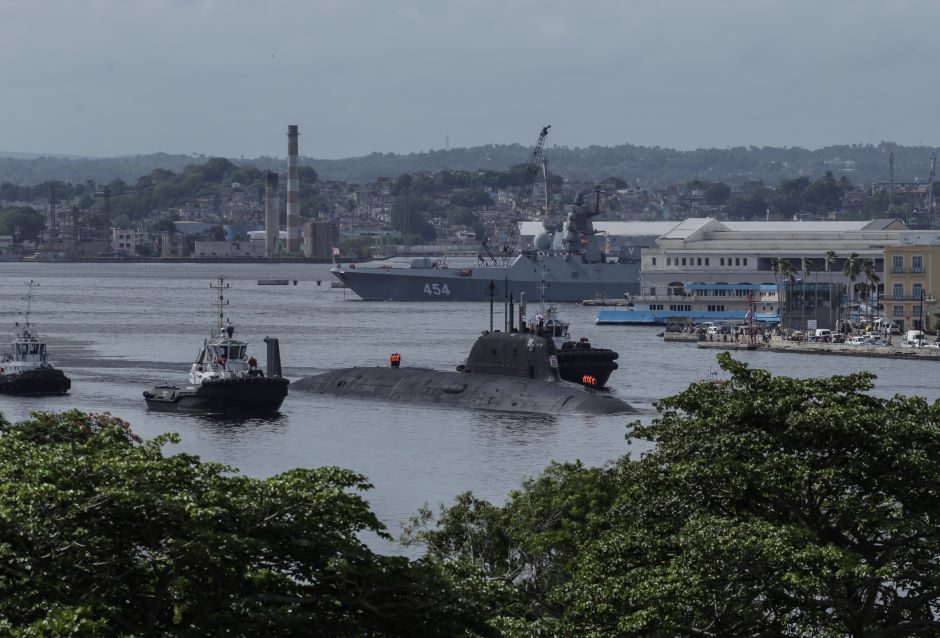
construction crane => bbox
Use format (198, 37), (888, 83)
(481, 125), (551, 266)
(929, 153), (936, 228)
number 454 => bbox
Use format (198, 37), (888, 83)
(424, 283), (450, 296)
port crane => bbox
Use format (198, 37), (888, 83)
(481, 125), (551, 266)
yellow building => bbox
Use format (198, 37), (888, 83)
(882, 245), (940, 331)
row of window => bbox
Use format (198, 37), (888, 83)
(891, 255), (925, 273)
(891, 283), (924, 299)
(653, 257), (749, 267)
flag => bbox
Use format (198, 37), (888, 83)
(332, 246), (340, 256)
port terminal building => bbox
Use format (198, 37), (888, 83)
(523, 217), (940, 329)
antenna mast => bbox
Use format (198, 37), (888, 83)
(210, 275), (230, 331)
(889, 151), (896, 215)
(22, 280), (37, 328)
(929, 153), (936, 228)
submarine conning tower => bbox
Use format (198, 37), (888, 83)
(463, 332), (560, 382)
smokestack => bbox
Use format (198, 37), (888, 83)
(264, 171), (280, 257)
(286, 125), (301, 253)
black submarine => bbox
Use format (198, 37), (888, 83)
(294, 294), (633, 416)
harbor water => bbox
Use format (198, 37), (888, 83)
(1, 262), (938, 552)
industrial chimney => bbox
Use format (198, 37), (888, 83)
(264, 171), (280, 257)
(286, 125), (301, 253)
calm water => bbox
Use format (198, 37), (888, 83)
(1, 262), (937, 551)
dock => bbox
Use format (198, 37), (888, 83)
(664, 331), (940, 360)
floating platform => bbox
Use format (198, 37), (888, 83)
(257, 279), (296, 286)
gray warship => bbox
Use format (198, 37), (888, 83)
(332, 125), (639, 302)
(330, 195), (640, 302)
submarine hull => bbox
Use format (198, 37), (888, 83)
(143, 376), (289, 414)
(293, 367), (633, 415)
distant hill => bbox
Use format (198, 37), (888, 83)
(1, 143), (937, 187)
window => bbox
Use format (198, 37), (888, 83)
(681, 258), (687, 266)
(735, 258), (740, 266)
(913, 255), (924, 273)
(720, 258), (725, 266)
(651, 257), (657, 266)
(697, 258), (702, 266)
(743, 258), (748, 266)
(666, 257), (672, 266)
(892, 255), (904, 273)
(893, 305), (905, 318)
(705, 258), (710, 266)
(649, 287), (656, 296)
(913, 283), (924, 300)
(893, 284), (904, 300)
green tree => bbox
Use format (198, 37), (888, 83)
(703, 182), (731, 206)
(0, 410), (482, 637)
(0, 206), (45, 241)
(843, 252), (862, 321)
(563, 354), (940, 636)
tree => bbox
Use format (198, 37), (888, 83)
(0, 206), (44, 241)
(861, 257), (880, 326)
(0, 410), (482, 637)
(843, 252), (861, 324)
(703, 182), (731, 206)
(826, 250), (838, 327)
(560, 354), (940, 636)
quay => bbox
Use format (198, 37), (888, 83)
(665, 332), (940, 360)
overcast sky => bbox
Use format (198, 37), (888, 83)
(3, 0), (939, 158)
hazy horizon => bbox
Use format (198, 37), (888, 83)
(4, 1), (939, 159)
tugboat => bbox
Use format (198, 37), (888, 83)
(0, 281), (71, 396)
(143, 276), (289, 413)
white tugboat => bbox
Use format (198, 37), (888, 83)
(143, 276), (289, 413)
(0, 280), (71, 395)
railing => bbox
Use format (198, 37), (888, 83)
(890, 267), (925, 274)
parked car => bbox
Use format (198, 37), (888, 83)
(845, 336), (868, 345)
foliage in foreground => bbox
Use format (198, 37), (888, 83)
(409, 353), (940, 637)
(0, 410), (489, 637)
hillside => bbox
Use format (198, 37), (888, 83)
(1, 142), (937, 186)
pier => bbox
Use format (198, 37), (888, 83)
(665, 331), (940, 360)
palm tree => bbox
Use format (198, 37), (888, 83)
(861, 258), (880, 327)
(842, 252), (861, 328)
(779, 258), (796, 329)
(826, 251), (838, 328)
(803, 258), (816, 328)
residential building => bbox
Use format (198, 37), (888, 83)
(882, 244), (940, 331)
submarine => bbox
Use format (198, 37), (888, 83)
(294, 295), (633, 415)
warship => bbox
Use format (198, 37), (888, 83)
(0, 280), (71, 396)
(330, 126), (639, 302)
(330, 196), (640, 302)
(143, 276), (289, 413)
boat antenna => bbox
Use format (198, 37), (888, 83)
(210, 275), (230, 331)
(488, 279), (496, 333)
(19, 280), (37, 330)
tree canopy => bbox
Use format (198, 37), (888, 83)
(409, 353), (940, 636)
(0, 410), (485, 637)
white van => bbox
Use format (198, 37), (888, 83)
(813, 329), (833, 341)
(906, 330), (926, 345)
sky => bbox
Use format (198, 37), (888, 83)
(3, 0), (940, 159)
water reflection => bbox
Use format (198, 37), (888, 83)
(191, 412), (288, 431)
(469, 410), (558, 449)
